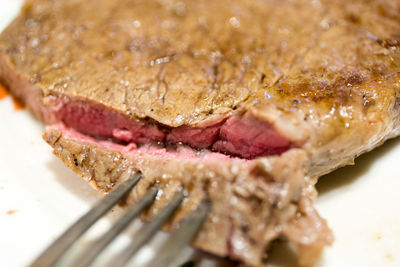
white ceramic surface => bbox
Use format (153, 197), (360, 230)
(1, 1), (400, 266)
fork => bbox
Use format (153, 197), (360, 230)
(30, 172), (211, 267)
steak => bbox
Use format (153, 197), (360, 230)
(44, 124), (331, 266)
(1, 0), (400, 265)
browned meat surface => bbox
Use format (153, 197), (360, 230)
(1, 0), (400, 170)
(1, 0), (400, 265)
(44, 125), (332, 266)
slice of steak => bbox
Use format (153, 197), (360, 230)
(44, 125), (332, 266)
(1, 0), (400, 265)
(1, 0), (400, 168)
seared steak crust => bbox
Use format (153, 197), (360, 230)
(1, 0), (400, 170)
(44, 126), (332, 266)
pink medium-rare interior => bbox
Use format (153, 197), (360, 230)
(52, 96), (292, 159)
(52, 124), (245, 162)
(214, 114), (291, 158)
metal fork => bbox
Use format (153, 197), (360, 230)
(30, 172), (211, 267)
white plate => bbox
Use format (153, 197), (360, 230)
(1, 1), (400, 266)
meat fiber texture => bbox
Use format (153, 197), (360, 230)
(1, 0), (400, 266)
(44, 125), (331, 266)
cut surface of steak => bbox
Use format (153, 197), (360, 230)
(44, 125), (332, 266)
(51, 97), (292, 158)
(1, 0), (400, 265)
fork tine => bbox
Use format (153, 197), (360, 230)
(72, 187), (159, 267)
(30, 172), (142, 267)
(112, 190), (185, 267)
(151, 198), (211, 267)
